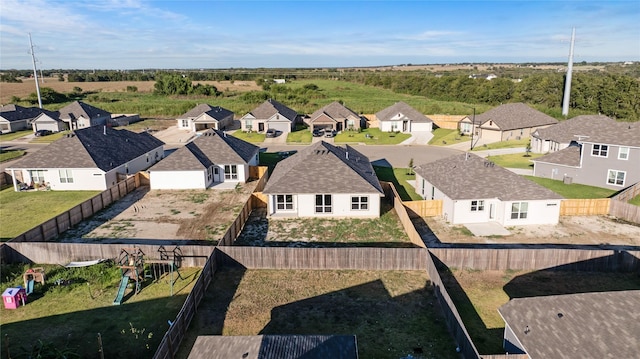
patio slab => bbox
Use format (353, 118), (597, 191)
(464, 222), (511, 236)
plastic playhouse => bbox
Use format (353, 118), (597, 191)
(3, 287), (27, 309)
(23, 267), (46, 295)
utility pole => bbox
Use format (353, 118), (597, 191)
(470, 107), (476, 151)
(562, 27), (575, 117)
(29, 33), (43, 109)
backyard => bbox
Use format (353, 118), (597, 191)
(177, 268), (459, 359)
(524, 176), (617, 199)
(0, 261), (201, 359)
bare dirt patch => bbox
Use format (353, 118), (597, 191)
(58, 183), (255, 244)
(420, 215), (640, 247)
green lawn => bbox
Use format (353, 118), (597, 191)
(1, 262), (201, 359)
(0, 187), (100, 240)
(0, 130), (32, 141)
(428, 128), (471, 146)
(472, 138), (530, 151)
(485, 153), (543, 169)
(30, 130), (71, 143)
(374, 166), (422, 201)
(286, 129), (312, 144)
(524, 176), (617, 199)
(628, 195), (640, 206)
(334, 128), (410, 145)
(0, 149), (25, 162)
(229, 131), (265, 144)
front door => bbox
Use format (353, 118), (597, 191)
(213, 167), (220, 182)
(489, 204), (495, 220)
(258, 122), (265, 132)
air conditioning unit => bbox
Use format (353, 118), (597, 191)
(563, 176), (573, 184)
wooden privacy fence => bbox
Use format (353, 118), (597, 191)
(381, 181), (426, 248)
(612, 181), (640, 202)
(215, 247), (428, 270)
(403, 199), (443, 218)
(609, 200), (640, 224)
(153, 250), (219, 359)
(11, 176), (140, 242)
(249, 165), (268, 180)
(1, 242), (213, 267)
(560, 198), (610, 216)
(429, 114), (465, 130)
(429, 248), (640, 272)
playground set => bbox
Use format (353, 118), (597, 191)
(2, 267), (46, 310)
(113, 246), (182, 305)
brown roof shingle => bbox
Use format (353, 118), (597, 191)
(532, 145), (581, 167)
(532, 115), (615, 144)
(249, 99), (298, 122)
(476, 103), (557, 131)
(310, 101), (359, 121)
(375, 102), (432, 123)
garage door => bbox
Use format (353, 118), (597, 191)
(268, 122), (290, 133)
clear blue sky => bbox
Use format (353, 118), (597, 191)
(1, 0), (638, 69)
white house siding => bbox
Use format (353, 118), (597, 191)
(379, 120), (401, 132)
(451, 199), (501, 224)
(18, 168), (108, 191)
(269, 193), (381, 218)
(32, 118), (64, 133)
(501, 200), (561, 226)
(151, 170), (208, 189)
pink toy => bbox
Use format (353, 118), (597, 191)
(2, 287), (27, 309)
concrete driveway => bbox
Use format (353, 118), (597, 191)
(464, 222), (512, 236)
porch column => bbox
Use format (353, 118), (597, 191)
(11, 169), (18, 192)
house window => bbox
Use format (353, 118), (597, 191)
(351, 196), (368, 210)
(592, 144), (608, 157)
(431, 186), (435, 200)
(245, 120), (253, 131)
(58, 169), (74, 183)
(276, 195), (293, 210)
(315, 194), (332, 213)
(207, 166), (213, 180)
(347, 119), (355, 129)
(29, 170), (45, 184)
(224, 165), (238, 180)
(511, 202), (528, 219)
(471, 200), (484, 211)
(607, 170), (626, 186)
(618, 147), (629, 160)
(181, 119), (189, 127)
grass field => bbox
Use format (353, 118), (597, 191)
(30, 130), (71, 143)
(230, 130), (265, 143)
(176, 268), (458, 359)
(428, 128), (470, 146)
(0, 149), (25, 162)
(441, 268), (640, 354)
(629, 195), (640, 206)
(0, 187), (100, 240)
(286, 129), (312, 144)
(485, 153), (543, 169)
(374, 166), (422, 201)
(472, 138), (530, 151)
(0, 130), (32, 141)
(524, 176), (617, 199)
(0, 262), (201, 359)
(334, 128), (411, 145)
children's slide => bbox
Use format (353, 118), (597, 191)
(26, 279), (34, 295)
(113, 276), (129, 305)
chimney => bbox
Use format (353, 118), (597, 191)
(346, 151), (349, 160)
(103, 125), (106, 135)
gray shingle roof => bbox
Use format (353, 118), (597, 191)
(499, 290), (640, 359)
(310, 101), (359, 121)
(476, 103), (557, 131)
(532, 115), (615, 144)
(187, 335), (358, 359)
(8, 126), (164, 171)
(149, 129), (258, 171)
(413, 153), (563, 201)
(249, 99), (298, 122)
(263, 141), (383, 195)
(0, 104), (56, 122)
(179, 104), (234, 120)
(532, 145), (581, 167)
(57, 101), (111, 120)
(578, 120), (640, 147)
(375, 102), (433, 123)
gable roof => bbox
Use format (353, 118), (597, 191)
(413, 153), (563, 201)
(0, 105), (56, 122)
(310, 101), (359, 121)
(248, 99), (298, 122)
(187, 335), (358, 359)
(577, 120), (640, 148)
(58, 101), (111, 120)
(8, 126), (164, 172)
(532, 115), (615, 144)
(476, 103), (557, 131)
(532, 145), (581, 167)
(499, 290), (640, 359)
(263, 141), (383, 195)
(375, 102), (433, 123)
(149, 129), (259, 171)
(180, 104), (234, 120)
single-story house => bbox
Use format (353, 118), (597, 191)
(532, 121), (640, 190)
(58, 101), (112, 130)
(31, 111), (65, 133)
(148, 129), (259, 189)
(187, 335), (358, 359)
(458, 115), (478, 136)
(306, 101), (362, 132)
(240, 99), (300, 134)
(413, 153), (563, 226)
(530, 115), (616, 153)
(0, 104), (54, 133)
(263, 141), (384, 218)
(375, 102), (433, 133)
(499, 290), (640, 358)
(7, 126), (164, 191)
(176, 104), (234, 132)
(464, 103), (558, 143)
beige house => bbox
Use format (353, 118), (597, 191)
(306, 101), (362, 132)
(240, 99), (300, 134)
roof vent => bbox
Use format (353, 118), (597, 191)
(557, 313), (564, 318)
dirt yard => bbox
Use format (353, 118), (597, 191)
(0, 78), (260, 103)
(420, 215), (640, 247)
(57, 182), (256, 244)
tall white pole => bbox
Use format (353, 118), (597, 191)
(29, 33), (43, 109)
(562, 27), (575, 117)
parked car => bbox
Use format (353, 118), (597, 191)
(35, 130), (52, 137)
(312, 129), (324, 137)
(324, 130), (336, 138)
(265, 129), (278, 138)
